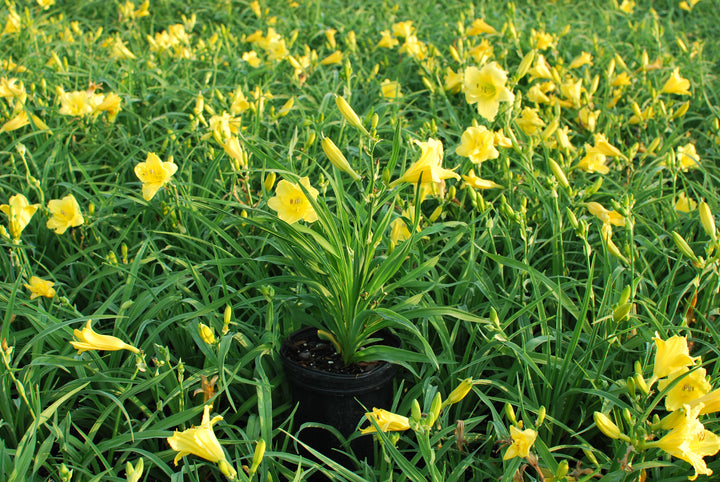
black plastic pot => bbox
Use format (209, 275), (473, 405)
(280, 327), (400, 464)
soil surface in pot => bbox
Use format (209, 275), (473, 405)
(284, 331), (384, 375)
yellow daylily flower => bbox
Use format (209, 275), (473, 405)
(70, 320), (140, 354)
(46, 194), (84, 235)
(320, 50), (343, 66)
(463, 62), (514, 121)
(455, 125), (499, 164)
(569, 51), (593, 69)
(662, 68), (691, 95)
(198, 323), (216, 345)
(390, 138), (459, 187)
(380, 79), (402, 99)
(267, 177), (319, 224)
(653, 334), (697, 380)
(167, 405), (237, 480)
(1, 193), (39, 240)
(360, 408), (410, 434)
(576, 149), (609, 174)
(516, 107), (545, 136)
(586, 202), (624, 227)
(659, 367), (712, 412)
(503, 425), (537, 460)
(462, 169), (502, 190)
(467, 18), (497, 36)
(675, 192), (697, 213)
(655, 405), (720, 481)
(24, 276), (56, 300)
(677, 143), (700, 171)
(377, 30), (399, 49)
(134, 152), (178, 201)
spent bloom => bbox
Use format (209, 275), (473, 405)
(46, 194), (84, 235)
(455, 125), (499, 164)
(503, 425), (537, 460)
(267, 177), (319, 224)
(70, 320), (140, 354)
(1, 193), (39, 240)
(662, 68), (691, 95)
(24, 276), (56, 299)
(390, 138), (459, 187)
(463, 62), (514, 121)
(167, 405), (237, 480)
(360, 408), (410, 434)
(134, 152), (178, 201)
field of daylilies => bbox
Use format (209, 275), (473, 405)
(2, 0), (720, 480)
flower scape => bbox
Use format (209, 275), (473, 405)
(1, 0), (720, 480)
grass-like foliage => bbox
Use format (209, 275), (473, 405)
(1, 0), (720, 480)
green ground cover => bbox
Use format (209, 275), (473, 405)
(2, 0), (720, 480)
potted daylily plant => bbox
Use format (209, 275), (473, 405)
(243, 95), (462, 458)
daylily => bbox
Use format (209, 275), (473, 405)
(462, 169), (502, 190)
(586, 202), (624, 227)
(390, 138), (459, 187)
(655, 405), (720, 481)
(467, 18), (497, 36)
(677, 143), (700, 171)
(675, 192), (697, 213)
(24, 276), (56, 299)
(167, 405), (237, 480)
(1, 193), (39, 240)
(134, 152), (178, 201)
(662, 68), (691, 95)
(576, 149), (609, 174)
(659, 367), (712, 412)
(652, 334), (697, 381)
(516, 107), (545, 136)
(360, 408), (410, 434)
(503, 425), (537, 460)
(267, 177), (319, 224)
(463, 62), (514, 121)
(46, 194), (84, 234)
(455, 125), (498, 164)
(70, 320), (140, 354)
(380, 79), (402, 99)
(569, 51), (593, 69)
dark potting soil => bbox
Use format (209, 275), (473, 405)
(284, 333), (383, 375)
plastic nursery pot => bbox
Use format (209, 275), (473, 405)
(280, 326), (400, 464)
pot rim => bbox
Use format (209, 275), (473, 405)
(280, 326), (400, 391)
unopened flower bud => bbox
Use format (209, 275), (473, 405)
(634, 373), (649, 395)
(555, 460), (569, 480)
(198, 323), (216, 344)
(548, 158), (570, 190)
(222, 305), (232, 334)
(264, 172), (276, 192)
(321, 137), (361, 181)
(335, 95), (369, 136)
(536, 406), (546, 426)
(699, 202), (717, 241)
(218, 459), (237, 480)
(411, 399), (422, 422)
(613, 302), (632, 322)
(248, 439), (265, 477)
(515, 49), (535, 81)
(593, 412), (621, 439)
(444, 378), (474, 407)
(505, 403), (517, 425)
(426, 392), (442, 427)
(672, 231), (699, 263)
